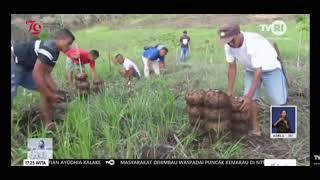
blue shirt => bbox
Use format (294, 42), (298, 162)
(143, 47), (165, 62)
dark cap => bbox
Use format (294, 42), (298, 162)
(218, 22), (240, 44)
(183, 30), (187, 34)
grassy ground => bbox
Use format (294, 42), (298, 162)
(11, 16), (310, 165)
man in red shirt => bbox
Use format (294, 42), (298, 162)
(65, 48), (99, 84)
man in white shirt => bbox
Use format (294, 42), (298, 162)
(219, 22), (288, 136)
(115, 54), (141, 84)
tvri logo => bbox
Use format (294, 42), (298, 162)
(259, 20), (287, 36)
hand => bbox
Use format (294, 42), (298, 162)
(72, 53), (80, 59)
(46, 93), (64, 103)
(240, 95), (252, 112)
(45, 122), (58, 131)
(227, 90), (234, 97)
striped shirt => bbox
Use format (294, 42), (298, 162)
(12, 40), (60, 71)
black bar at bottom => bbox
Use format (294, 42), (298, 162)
(49, 159), (264, 167)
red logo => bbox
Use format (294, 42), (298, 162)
(26, 20), (43, 37)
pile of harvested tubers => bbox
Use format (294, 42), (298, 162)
(91, 79), (103, 94)
(186, 89), (251, 135)
(74, 73), (104, 96)
(74, 73), (90, 96)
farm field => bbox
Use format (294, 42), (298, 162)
(11, 14), (310, 165)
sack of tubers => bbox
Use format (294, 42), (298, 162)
(74, 73), (103, 96)
(93, 79), (103, 86)
(185, 90), (206, 106)
(74, 73), (90, 95)
(204, 89), (230, 108)
(92, 79), (104, 94)
(229, 96), (251, 135)
(186, 89), (251, 135)
(75, 73), (88, 81)
(91, 84), (101, 94)
(75, 81), (90, 91)
(203, 108), (232, 123)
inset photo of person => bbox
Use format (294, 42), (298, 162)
(270, 106), (297, 138)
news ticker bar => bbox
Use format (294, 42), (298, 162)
(23, 159), (297, 166)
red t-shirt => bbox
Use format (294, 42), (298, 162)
(66, 48), (95, 70)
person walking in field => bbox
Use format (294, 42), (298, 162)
(114, 54), (141, 85)
(65, 48), (99, 84)
(142, 45), (168, 77)
(219, 22), (288, 136)
(179, 30), (191, 63)
(11, 29), (75, 131)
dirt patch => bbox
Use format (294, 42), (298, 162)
(193, 130), (228, 148)
(288, 83), (309, 101)
(140, 131), (182, 159)
(140, 124), (306, 160)
(165, 131), (178, 146)
(20, 106), (42, 134)
(19, 90), (71, 134)
(243, 137), (292, 159)
(170, 128), (231, 150)
(20, 104), (67, 134)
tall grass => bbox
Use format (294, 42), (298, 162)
(11, 17), (310, 163)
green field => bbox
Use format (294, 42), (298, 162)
(11, 16), (310, 165)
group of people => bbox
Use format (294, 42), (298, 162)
(11, 22), (288, 137)
(114, 31), (191, 83)
(64, 43), (171, 87)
